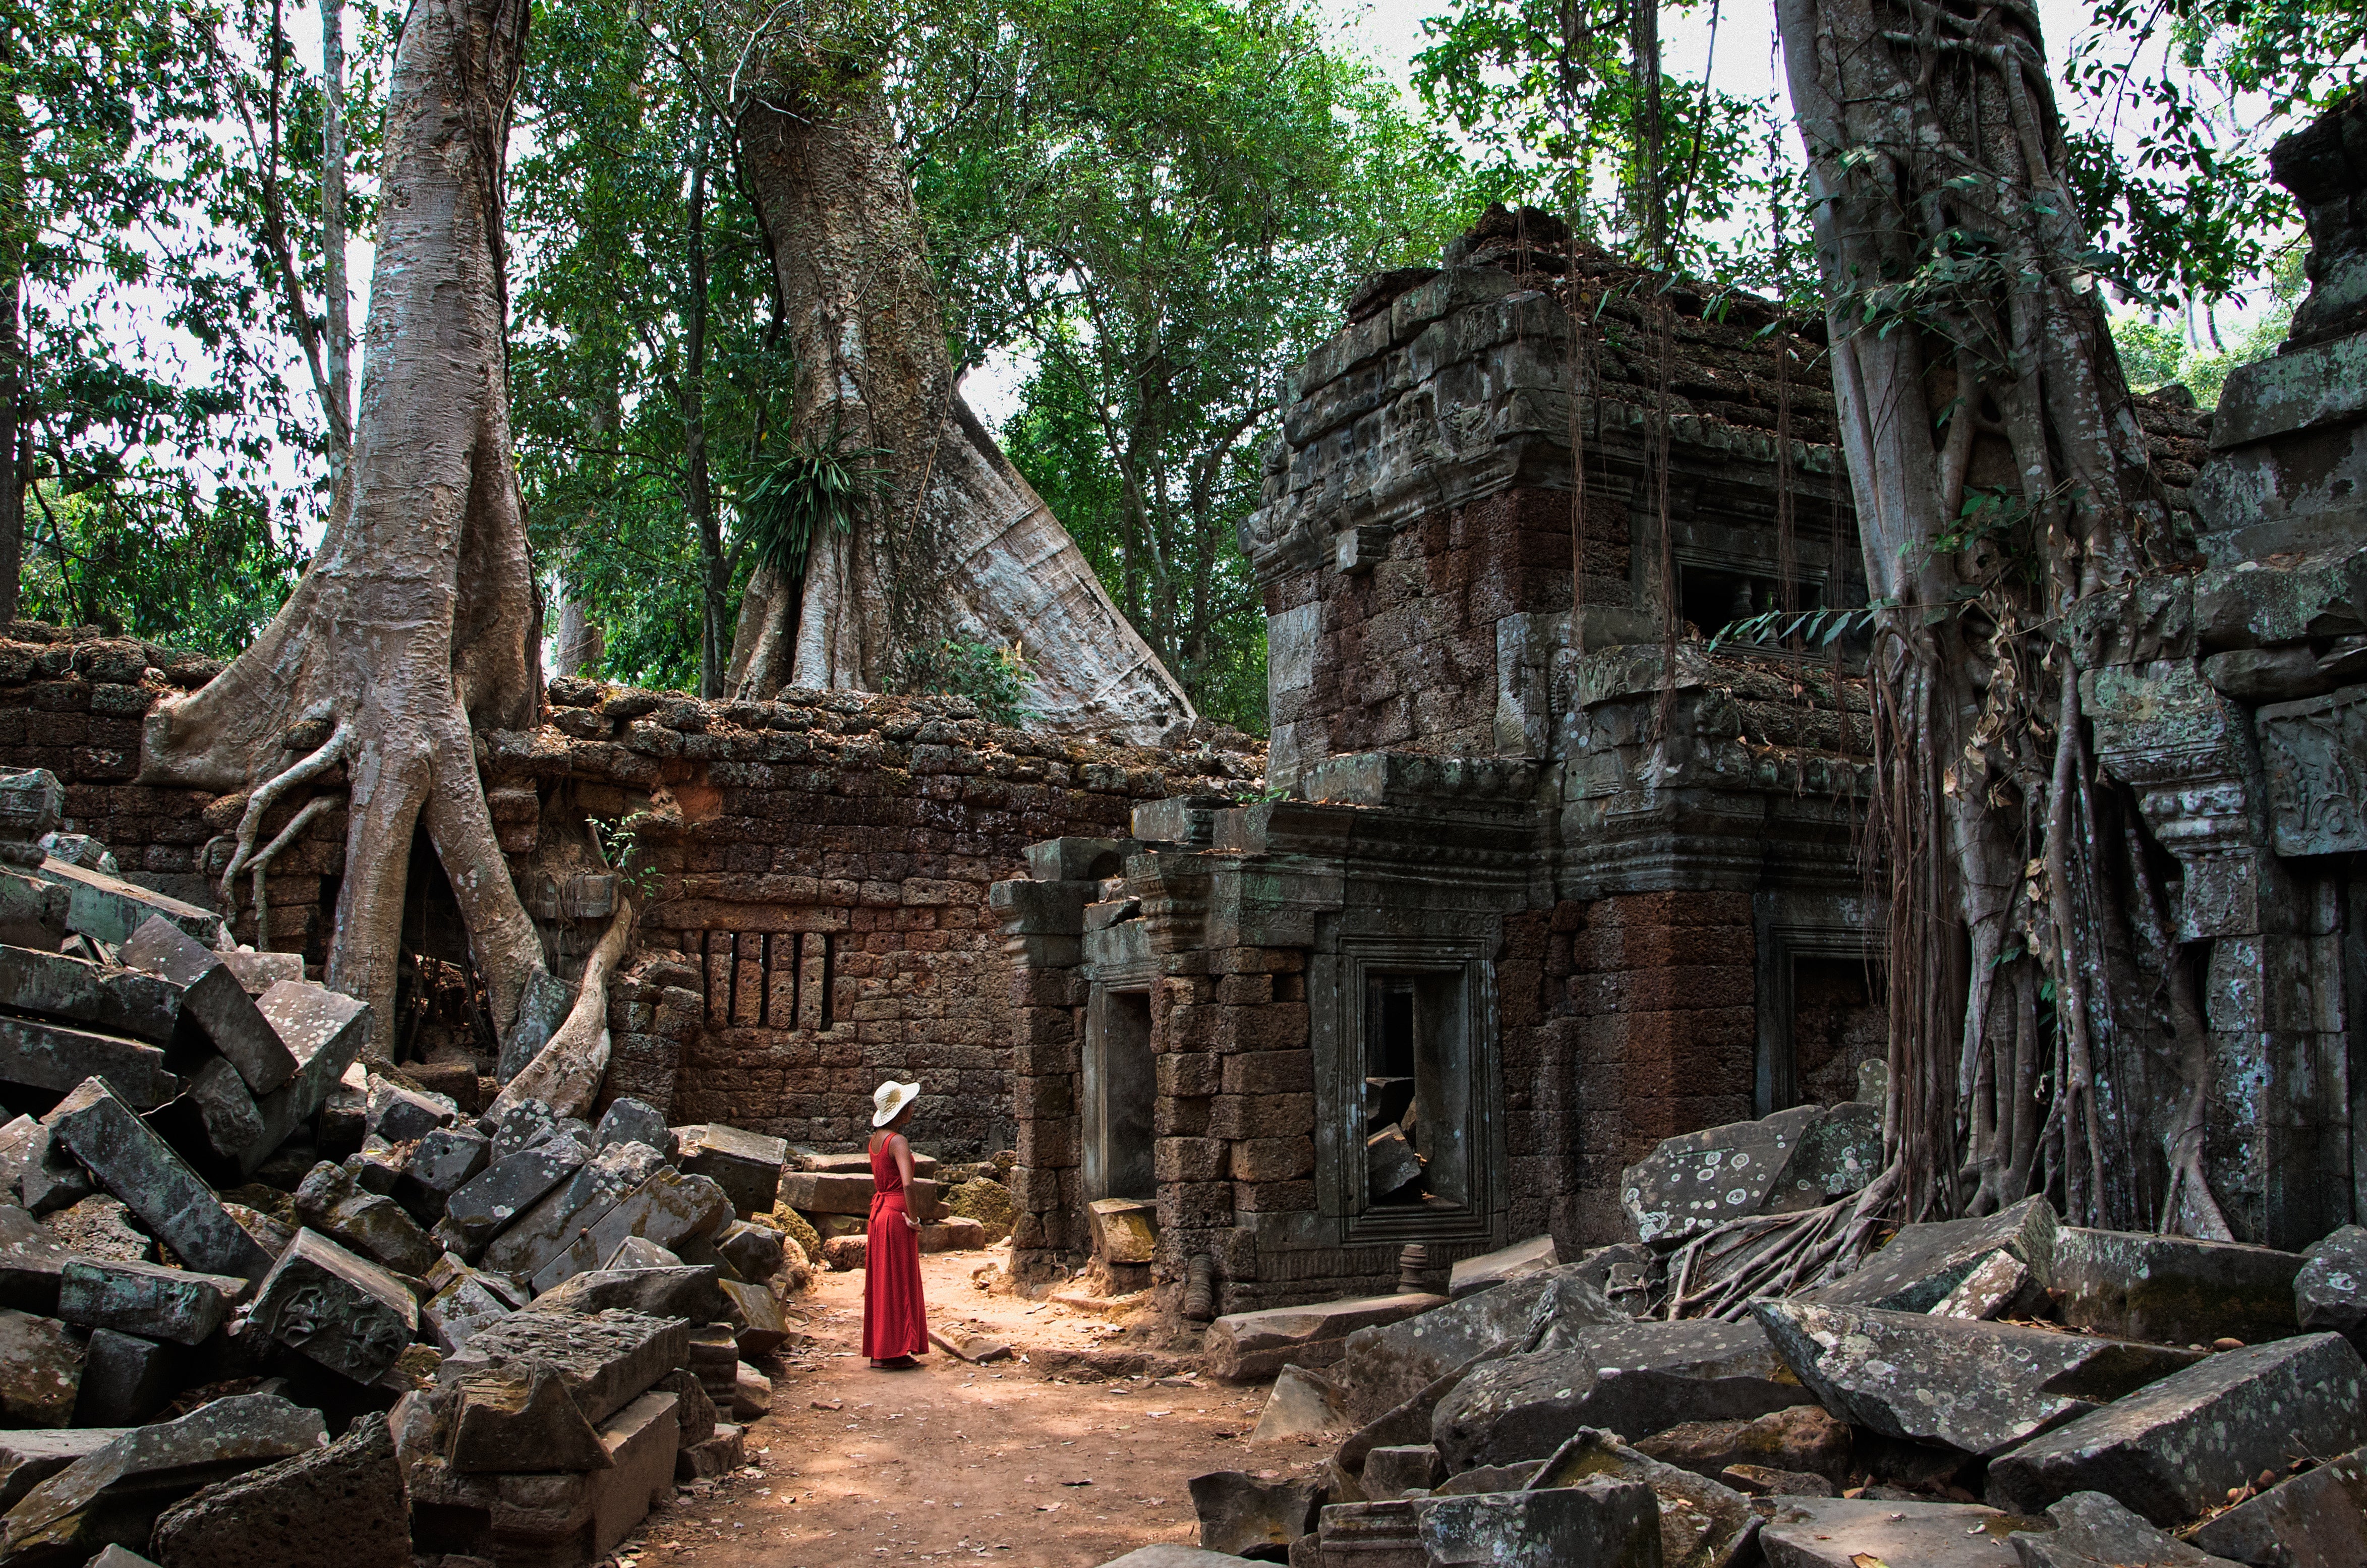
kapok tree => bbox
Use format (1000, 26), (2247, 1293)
(140, 0), (623, 1085)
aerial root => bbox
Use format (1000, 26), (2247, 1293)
(244, 794), (338, 950)
(220, 713), (355, 909)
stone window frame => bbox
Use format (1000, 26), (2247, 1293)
(1083, 953), (1160, 1206)
(1753, 901), (1884, 1116)
(1314, 935), (1505, 1248)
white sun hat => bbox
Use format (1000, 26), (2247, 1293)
(872, 1079), (922, 1127)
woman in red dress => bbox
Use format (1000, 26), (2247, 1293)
(864, 1079), (929, 1368)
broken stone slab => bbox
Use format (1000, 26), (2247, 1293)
(1187, 1471), (1324, 1558)
(676, 1123), (786, 1218)
(674, 1422), (742, 1482)
(250, 981), (368, 1111)
(526, 1264), (725, 1326)
(184, 1058), (266, 1165)
(41, 1196), (152, 1265)
(1337, 1263), (1628, 1423)
(789, 1144), (940, 1179)
(1987, 1332), (2367, 1524)
(82, 1548), (155, 1568)
(1755, 1496), (2045, 1568)
(1431, 1318), (1817, 1471)
(13, 1122), (93, 1216)
(1249, 1364), (1346, 1442)
(71, 1327), (179, 1426)
(438, 1309), (689, 1428)
(1204, 1292), (1447, 1383)
(1418, 1476), (1662, 1567)
(1720, 1465), (1833, 1497)
(2189, 1443), (2367, 1567)
(120, 917), (296, 1094)
(148, 1410), (408, 1568)
(1759, 1102), (1884, 1218)
(1801, 1194), (2060, 1314)
(1621, 1104), (1822, 1246)
(0, 1205), (71, 1314)
(1366, 1126), (1424, 1201)
(44, 1077), (269, 1279)
(0, 1308), (83, 1426)
(1093, 1551), (1262, 1568)
(294, 1160), (438, 1276)
(1529, 1427), (1758, 1568)
(2010, 1490), (2245, 1568)
(247, 1228), (420, 1384)
(55, 1257), (242, 1346)
(481, 1139), (665, 1279)
(34, 858), (223, 951)
(219, 949), (302, 995)
(442, 1138), (589, 1255)
(1448, 1235), (1557, 1300)
(0, 1015), (180, 1109)
(401, 1389), (678, 1568)
(1361, 1444), (1445, 1497)
(1933, 1248), (2050, 1321)
(447, 1363), (614, 1474)
(527, 1168), (735, 1295)
(0, 770), (62, 848)
(0, 1393), (326, 1567)
(0, 1114), (34, 1197)
(1089, 1198), (1158, 1264)
(364, 1077), (456, 1145)
(487, 1100), (561, 1162)
(1754, 1301), (2203, 1459)
(395, 1125), (490, 1224)
(0, 945), (182, 1045)
(1339, 1367), (1471, 1480)
(714, 1218), (782, 1283)
(716, 1277), (788, 1356)
(0, 1432), (121, 1516)
(1634, 1406), (1856, 1486)
(422, 1272), (516, 1356)
(592, 1097), (671, 1158)
(775, 1170), (876, 1216)
(731, 1362), (769, 1420)
(2052, 1228), (2302, 1348)
(2292, 1224), (2367, 1350)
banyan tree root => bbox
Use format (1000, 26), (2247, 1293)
(484, 899), (636, 1123)
(1659, 1164), (1906, 1321)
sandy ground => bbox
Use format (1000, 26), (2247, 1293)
(611, 1251), (1319, 1568)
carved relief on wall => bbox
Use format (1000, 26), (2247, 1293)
(2258, 682), (2367, 856)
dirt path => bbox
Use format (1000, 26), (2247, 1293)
(613, 1251), (1320, 1568)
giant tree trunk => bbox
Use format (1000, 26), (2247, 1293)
(1776, 0), (2209, 1230)
(140, 0), (568, 1065)
(729, 79), (1193, 740)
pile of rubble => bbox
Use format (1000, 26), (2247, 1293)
(0, 767), (811, 1567)
(1160, 1097), (2367, 1567)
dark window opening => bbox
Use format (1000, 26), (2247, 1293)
(1789, 956), (1886, 1108)
(1363, 971), (1470, 1210)
(1086, 990), (1156, 1201)
(1680, 562), (1826, 643)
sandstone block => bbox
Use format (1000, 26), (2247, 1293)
(528, 1168), (734, 1294)
(35, 856), (223, 950)
(148, 1410), (408, 1568)
(396, 1125), (490, 1222)
(481, 1139), (664, 1279)
(0, 1307), (83, 1426)
(422, 1273), (516, 1356)
(447, 1363), (613, 1474)
(0, 1015), (180, 1108)
(45, 1077), (270, 1279)
(1205, 1292), (1446, 1382)
(439, 1309), (689, 1429)
(295, 1160), (438, 1276)
(0, 944), (181, 1044)
(1801, 1194), (2059, 1314)
(593, 1096), (672, 1158)
(1448, 1234), (1557, 1300)
(0, 1204), (71, 1314)
(1633, 1406), (1854, 1485)
(1528, 1426), (1758, 1568)
(0, 1431), (122, 1516)
(120, 916), (294, 1094)
(678, 1123), (786, 1217)
(2053, 1227), (2302, 1348)
(71, 1327), (179, 1426)
(2010, 1491), (2245, 1568)
(2293, 1224), (2367, 1349)
(1417, 1476), (1661, 1567)
(55, 1257), (242, 1346)
(1336, 1263), (1624, 1422)
(1186, 1471), (1323, 1559)
(247, 1228), (420, 1384)
(2188, 1442), (2367, 1567)
(525, 1264), (723, 1326)
(1755, 1496), (2043, 1568)
(444, 1138), (588, 1253)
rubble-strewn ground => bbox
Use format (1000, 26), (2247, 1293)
(623, 1254), (1300, 1566)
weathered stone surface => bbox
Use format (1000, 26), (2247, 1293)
(1365, 1126), (1423, 1200)
(42, 1196), (150, 1263)
(1361, 1444), (1444, 1497)
(448, 1363), (614, 1474)
(2189, 1443), (2367, 1567)
(80, 1547), (154, 1568)
(2052, 1228), (2302, 1348)
(396, 1125), (490, 1223)
(0, 1393), (325, 1567)
(488, 1100), (560, 1163)
(1988, 1333), (2367, 1524)
(0, 945), (181, 1044)
(1755, 1497), (2044, 1568)
(1249, 1365), (1345, 1442)
(403, 1388), (679, 1567)
(364, 1078), (455, 1145)
(35, 857), (222, 951)
(1448, 1235), (1557, 1300)
(1718, 1464), (1832, 1496)
(2294, 1225), (2367, 1349)
(527, 1169), (736, 1294)
(0, 1432), (121, 1516)
(776, 1170), (875, 1216)
(234, 983), (369, 1176)
(482, 1139), (664, 1278)
(439, 1309), (689, 1429)
(422, 1272), (514, 1356)
(0, 1309), (83, 1426)
(731, 1362), (769, 1420)
(714, 1219), (782, 1283)
(71, 1328), (177, 1426)
(601, 1235), (683, 1270)
(677, 1123), (786, 1217)
(1622, 1104), (1864, 1246)
(149, 1410), (408, 1568)
(1188, 1471), (1324, 1558)
(443, 1139), (589, 1254)
(1634, 1406), (1855, 1486)
(1432, 1318), (1815, 1471)
(1754, 1301), (2202, 1459)
(1338, 1264), (1624, 1422)
(247, 1228), (420, 1384)
(120, 917), (294, 1095)
(218, 950), (301, 995)
(55, 1257), (241, 1346)
(592, 1097), (671, 1158)
(0, 1016), (179, 1109)
(716, 1277), (788, 1356)
(184, 1058), (265, 1163)
(1933, 1249), (2048, 1321)
(674, 1426), (742, 1481)
(42, 1078), (269, 1279)
(532, 1265), (725, 1328)
(1802, 1195), (2059, 1314)
(944, 1177), (1015, 1243)
(1418, 1476), (1662, 1567)
(2010, 1490), (2244, 1568)
(10, 1125), (91, 1219)
(1095, 1549), (1261, 1568)
(1530, 1427), (1757, 1568)
(1205, 1293), (1447, 1384)
(1089, 1198), (1158, 1264)
(294, 1161), (437, 1277)
(0, 1205), (70, 1313)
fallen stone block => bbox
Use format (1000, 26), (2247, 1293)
(219, 949), (302, 995)
(1188, 1471), (1324, 1558)
(219, 1202), (293, 1261)
(1622, 1102), (1881, 1246)
(820, 1234), (865, 1270)
(71, 1327), (178, 1426)
(1311, 1497), (1422, 1563)
(677, 1123), (786, 1218)
(1204, 1292), (1446, 1385)
(921, 1216), (987, 1253)
(148, 1410), (408, 1568)
(2189, 1443), (2367, 1567)
(489, 1100), (562, 1162)
(1336, 1263), (1623, 1421)
(1755, 1496), (2044, 1568)
(1248, 1364), (1345, 1442)
(1366, 1125), (1423, 1200)
(0, 1432), (121, 1516)
(652, 1366), (716, 1450)
(0, 771), (62, 848)
(482, 1139), (664, 1279)
(1634, 1405), (1855, 1485)
(438, 1309), (689, 1428)
(395, 1125), (490, 1224)
(1802, 1194), (2060, 1314)
(527, 1263), (722, 1325)
(247, 1228), (421, 1384)
(1089, 1197), (1158, 1264)
(1933, 1247), (2050, 1321)
(1987, 1332), (2367, 1524)
(1448, 1235), (1557, 1300)
(1754, 1301), (2202, 1458)
(0, 1308), (83, 1426)
(0, 1392), (325, 1566)
(1529, 1426), (1758, 1568)
(775, 1170), (875, 1216)
(732, 1362), (770, 1421)
(443, 1138), (589, 1255)
(422, 1273), (516, 1355)
(55, 1257), (242, 1346)
(2052, 1228), (2302, 1348)
(684, 1324), (736, 1408)
(714, 1219), (783, 1283)
(0, 867), (68, 951)
(716, 1276), (788, 1356)
(184, 1058), (266, 1165)
(943, 1176), (1015, 1243)
(1360, 1444), (1444, 1497)
(42, 1078), (268, 1279)
(1720, 1464), (1833, 1496)
(240, 983), (370, 1172)
(363, 1076), (455, 1145)
(405, 1389), (678, 1568)
(2010, 1490), (2245, 1567)
(120, 918), (295, 1094)
(602, 1235), (681, 1270)
(0, 1015), (180, 1108)
(527, 1168), (734, 1294)
(40, 1196), (150, 1263)
(1431, 1318), (1816, 1471)
(35, 858), (222, 951)
(1339, 1368), (1471, 1480)
(294, 1161), (438, 1277)
(674, 1422), (742, 1481)
(592, 1097), (670, 1158)
(1418, 1476), (1662, 1567)
(2293, 1225), (2367, 1351)
(447, 1363), (614, 1474)
(0, 945), (181, 1045)
(13, 1123), (93, 1216)
(0, 1205), (71, 1314)
(927, 1327), (1011, 1365)
(1094, 1551), (1262, 1568)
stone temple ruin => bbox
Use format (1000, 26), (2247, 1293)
(0, 91), (2360, 1568)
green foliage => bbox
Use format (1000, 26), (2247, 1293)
(2108, 246), (2306, 406)
(18, 483), (305, 653)
(736, 419), (887, 580)
(588, 810), (663, 898)
(900, 637), (1034, 727)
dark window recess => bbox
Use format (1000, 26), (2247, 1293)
(699, 927), (837, 1030)
(1085, 990), (1156, 1202)
(1789, 956), (1885, 1108)
(1680, 562), (1824, 641)
(1362, 971), (1470, 1210)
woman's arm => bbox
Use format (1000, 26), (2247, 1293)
(894, 1133), (919, 1229)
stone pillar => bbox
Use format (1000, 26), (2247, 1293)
(989, 873), (1090, 1279)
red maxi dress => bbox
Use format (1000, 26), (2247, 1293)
(863, 1135), (928, 1360)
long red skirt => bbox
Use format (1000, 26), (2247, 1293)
(863, 1191), (928, 1360)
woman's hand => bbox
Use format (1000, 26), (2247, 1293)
(905, 1212), (920, 1231)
